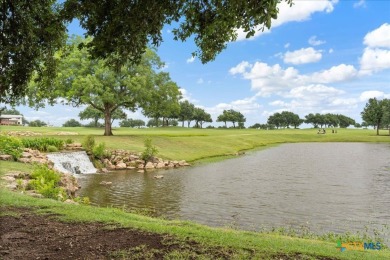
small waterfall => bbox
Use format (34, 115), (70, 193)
(47, 151), (97, 175)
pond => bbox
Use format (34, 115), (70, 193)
(77, 143), (390, 238)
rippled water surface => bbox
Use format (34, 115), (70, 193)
(77, 143), (390, 236)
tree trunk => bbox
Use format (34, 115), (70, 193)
(200, 122), (203, 128)
(224, 122), (226, 128)
(94, 118), (99, 127)
(182, 120), (184, 127)
(187, 121), (191, 128)
(233, 122), (236, 128)
(377, 123), (380, 135)
(103, 108), (113, 136)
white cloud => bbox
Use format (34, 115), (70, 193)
(283, 47), (322, 65)
(359, 23), (390, 75)
(186, 56), (195, 63)
(308, 36), (326, 46)
(197, 78), (204, 84)
(288, 84), (344, 100)
(284, 43), (290, 48)
(359, 90), (390, 101)
(179, 88), (198, 103)
(354, 0), (366, 9)
(360, 48), (390, 75)
(236, 0), (338, 41)
(229, 61), (252, 75)
(329, 48), (334, 53)
(310, 64), (358, 83)
(363, 23), (390, 48)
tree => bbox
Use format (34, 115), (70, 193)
(279, 111), (302, 129)
(147, 118), (163, 128)
(120, 119), (146, 128)
(179, 100), (195, 127)
(142, 72), (181, 127)
(192, 108), (212, 128)
(2, 0), (292, 103)
(0, 1), (66, 105)
(267, 112), (283, 129)
(336, 114), (355, 128)
(29, 120), (47, 127)
(361, 98), (386, 135)
(381, 99), (390, 135)
(28, 37), (163, 136)
(217, 109), (246, 128)
(63, 119), (82, 127)
(79, 105), (127, 127)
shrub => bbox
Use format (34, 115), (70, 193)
(83, 135), (95, 152)
(21, 137), (64, 152)
(0, 135), (23, 160)
(92, 142), (106, 159)
(65, 138), (73, 144)
(47, 145), (59, 152)
(141, 138), (158, 162)
(28, 164), (66, 200)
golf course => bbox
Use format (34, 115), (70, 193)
(1, 126), (390, 259)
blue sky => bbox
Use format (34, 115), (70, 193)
(15, 0), (390, 127)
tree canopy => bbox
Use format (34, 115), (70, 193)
(217, 109), (246, 128)
(361, 98), (389, 135)
(27, 36), (165, 136)
(1, 0), (292, 104)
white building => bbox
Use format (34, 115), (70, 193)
(0, 114), (23, 125)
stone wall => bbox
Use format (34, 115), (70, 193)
(101, 149), (190, 171)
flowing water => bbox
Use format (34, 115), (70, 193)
(47, 151), (97, 174)
(77, 143), (390, 238)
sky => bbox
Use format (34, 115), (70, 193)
(14, 0), (390, 127)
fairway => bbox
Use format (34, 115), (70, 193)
(2, 126), (390, 163)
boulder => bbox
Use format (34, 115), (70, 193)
(1, 176), (15, 182)
(59, 173), (79, 197)
(0, 154), (13, 161)
(18, 158), (30, 163)
(101, 168), (109, 173)
(145, 162), (155, 169)
(156, 162), (165, 169)
(21, 152), (32, 158)
(154, 175), (164, 179)
(100, 181), (112, 185)
(116, 162), (127, 169)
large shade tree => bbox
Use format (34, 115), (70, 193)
(2, 0), (292, 104)
(361, 98), (388, 135)
(27, 37), (164, 136)
(142, 72), (181, 127)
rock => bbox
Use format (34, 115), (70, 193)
(21, 152), (32, 158)
(25, 191), (44, 198)
(18, 158), (30, 163)
(100, 181), (112, 185)
(137, 170), (145, 173)
(5, 184), (17, 190)
(116, 162), (127, 169)
(154, 175), (164, 179)
(137, 164), (145, 169)
(1, 176), (16, 182)
(101, 168), (109, 173)
(156, 162), (165, 169)
(73, 143), (82, 147)
(59, 173), (79, 197)
(168, 163), (175, 168)
(129, 155), (139, 160)
(64, 199), (79, 204)
(126, 166), (136, 170)
(0, 154), (13, 161)
(145, 162), (155, 169)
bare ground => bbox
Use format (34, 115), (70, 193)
(0, 207), (336, 260)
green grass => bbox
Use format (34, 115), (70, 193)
(1, 127), (390, 259)
(2, 126), (389, 163)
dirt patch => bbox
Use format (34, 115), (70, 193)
(0, 207), (235, 260)
(0, 207), (337, 260)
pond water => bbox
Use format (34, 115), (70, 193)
(77, 143), (390, 238)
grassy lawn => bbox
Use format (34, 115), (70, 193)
(2, 126), (390, 163)
(1, 126), (390, 258)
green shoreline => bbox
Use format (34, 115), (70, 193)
(1, 127), (390, 259)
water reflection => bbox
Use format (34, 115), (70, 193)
(77, 143), (390, 238)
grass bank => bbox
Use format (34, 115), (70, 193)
(1, 127), (390, 258)
(2, 126), (390, 163)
